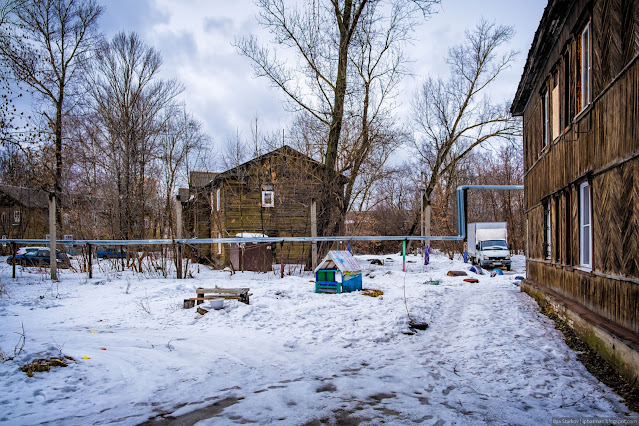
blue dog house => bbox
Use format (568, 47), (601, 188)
(314, 250), (362, 294)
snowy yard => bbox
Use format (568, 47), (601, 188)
(0, 251), (632, 425)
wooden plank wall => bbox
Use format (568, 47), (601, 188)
(528, 261), (639, 334)
(220, 153), (329, 266)
(522, 0), (639, 334)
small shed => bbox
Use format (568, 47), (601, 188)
(314, 250), (362, 294)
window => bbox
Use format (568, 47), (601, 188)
(261, 184), (274, 208)
(13, 210), (20, 224)
(551, 72), (560, 140)
(64, 234), (73, 241)
(578, 22), (591, 113)
(63, 213), (70, 226)
(144, 218), (149, 228)
(563, 51), (571, 127)
(542, 90), (549, 148)
(216, 188), (221, 212)
(579, 182), (592, 268)
(543, 201), (551, 259)
(565, 188), (572, 265)
(554, 196), (561, 262)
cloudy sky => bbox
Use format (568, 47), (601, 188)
(99, 0), (547, 161)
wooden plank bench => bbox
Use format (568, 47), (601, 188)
(183, 286), (251, 309)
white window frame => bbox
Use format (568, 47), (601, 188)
(217, 232), (222, 255)
(543, 90), (549, 148)
(544, 202), (551, 260)
(13, 210), (20, 224)
(216, 188), (221, 212)
(579, 22), (591, 112)
(262, 190), (275, 208)
(579, 182), (592, 268)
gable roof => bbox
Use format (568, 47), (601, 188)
(212, 145), (346, 186)
(0, 184), (48, 209)
(511, 0), (574, 116)
(314, 250), (362, 274)
(190, 171), (219, 189)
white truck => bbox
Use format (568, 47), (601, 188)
(467, 222), (511, 271)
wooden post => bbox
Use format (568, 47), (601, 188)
(311, 199), (318, 269)
(280, 241), (284, 278)
(11, 242), (16, 279)
(48, 192), (58, 281)
(87, 243), (92, 279)
(177, 243), (183, 279)
(175, 196), (183, 280)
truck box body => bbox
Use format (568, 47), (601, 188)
(467, 222), (511, 270)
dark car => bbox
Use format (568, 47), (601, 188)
(96, 247), (133, 259)
(6, 247), (71, 269)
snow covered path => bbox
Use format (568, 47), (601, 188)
(0, 253), (632, 425)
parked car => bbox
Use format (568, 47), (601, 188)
(96, 247), (134, 259)
(6, 247), (71, 269)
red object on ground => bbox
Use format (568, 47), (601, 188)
(100, 348), (107, 351)
(463, 278), (479, 283)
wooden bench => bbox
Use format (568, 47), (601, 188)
(183, 286), (251, 309)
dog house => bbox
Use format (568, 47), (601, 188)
(314, 250), (362, 294)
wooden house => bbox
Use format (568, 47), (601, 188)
(0, 185), (48, 253)
(511, 0), (639, 385)
(184, 146), (346, 268)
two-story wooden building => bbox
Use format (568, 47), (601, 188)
(182, 146), (346, 268)
(511, 0), (639, 385)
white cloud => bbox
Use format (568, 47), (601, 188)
(99, 0), (547, 166)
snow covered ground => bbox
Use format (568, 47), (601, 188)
(0, 251), (634, 425)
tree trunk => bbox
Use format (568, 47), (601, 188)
(317, 3), (353, 252)
(55, 95), (64, 236)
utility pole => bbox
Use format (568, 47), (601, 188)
(48, 192), (58, 281)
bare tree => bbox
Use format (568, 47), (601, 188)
(410, 19), (520, 238)
(0, 0), (102, 232)
(159, 105), (210, 239)
(83, 31), (182, 239)
(236, 0), (438, 244)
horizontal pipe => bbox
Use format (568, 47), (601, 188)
(1, 235), (463, 246)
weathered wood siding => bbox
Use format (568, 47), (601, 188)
(218, 150), (331, 267)
(521, 0), (639, 333)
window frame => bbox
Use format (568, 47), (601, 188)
(551, 71), (560, 141)
(261, 184), (275, 208)
(13, 210), (20, 224)
(542, 89), (550, 148)
(579, 181), (592, 269)
(261, 190), (275, 208)
(578, 21), (591, 114)
(543, 200), (551, 260)
(216, 188), (221, 212)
